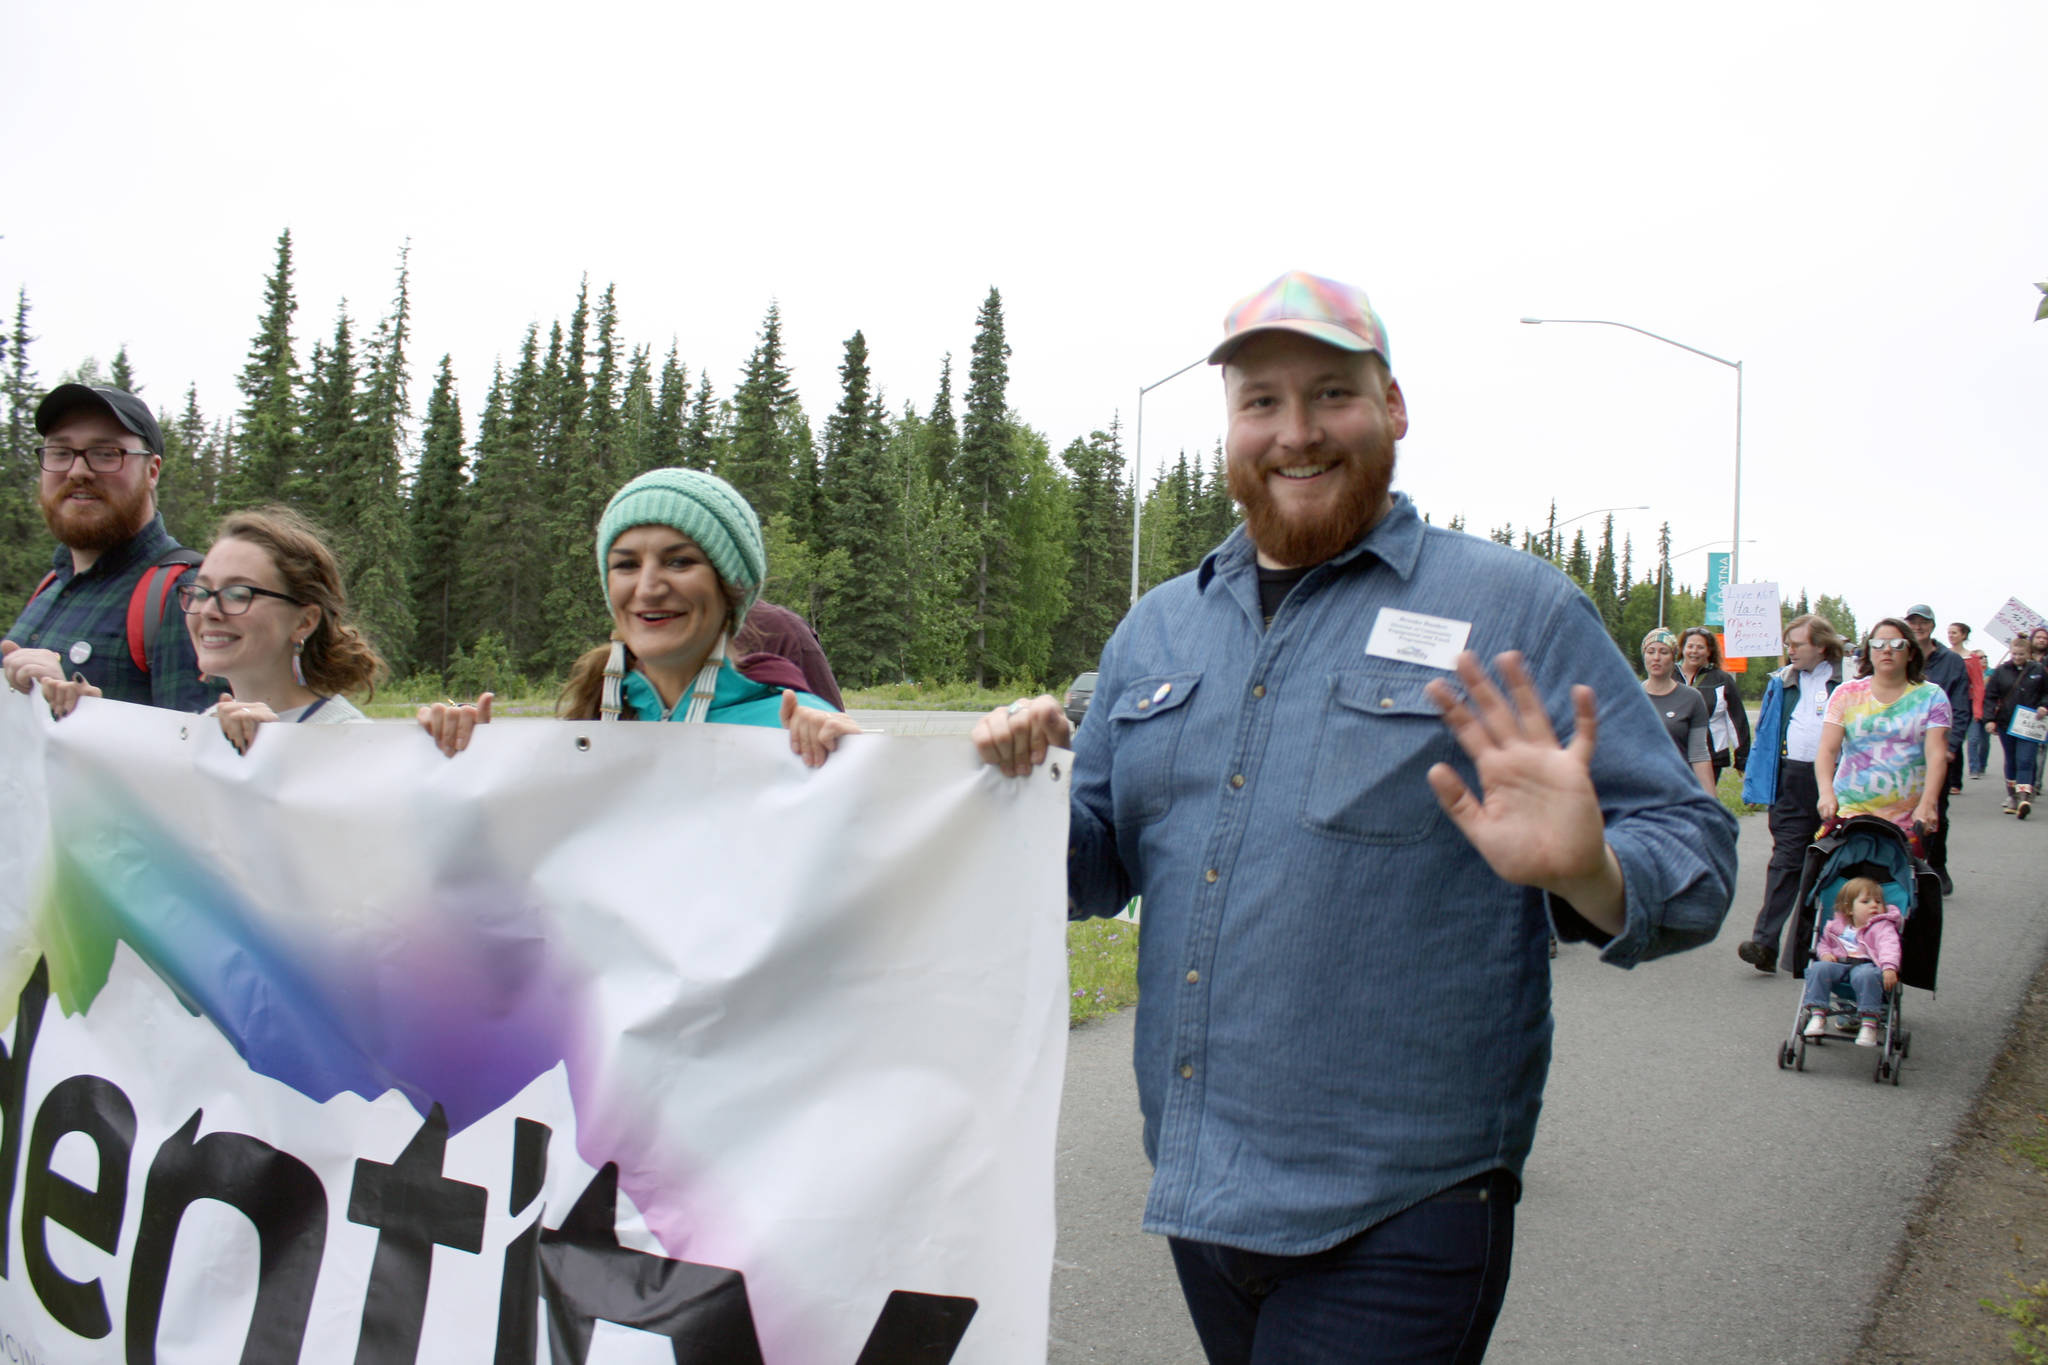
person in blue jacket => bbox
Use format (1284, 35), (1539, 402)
(1739, 612), (1847, 971)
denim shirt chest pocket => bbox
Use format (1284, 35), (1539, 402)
(1302, 667), (1458, 844)
(1107, 672), (1202, 827)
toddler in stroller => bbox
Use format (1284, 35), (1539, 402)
(1800, 877), (1900, 1047)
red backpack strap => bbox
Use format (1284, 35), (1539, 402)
(28, 570), (59, 604)
(126, 551), (203, 674)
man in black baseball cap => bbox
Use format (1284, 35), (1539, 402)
(0, 385), (207, 713)
(1905, 603), (1969, 895)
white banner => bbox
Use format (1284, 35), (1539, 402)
(0, 692), (1070, 1364)
(1721, 581), (1783, 661)
(1987, 596), (2045, 646)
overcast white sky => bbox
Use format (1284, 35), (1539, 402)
(4, 1), (2042, 644)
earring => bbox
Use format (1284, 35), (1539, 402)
(292, 638), (306, 688)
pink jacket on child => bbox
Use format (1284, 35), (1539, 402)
(1815, 907), (1904, 973)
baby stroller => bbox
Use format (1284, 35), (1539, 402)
(1774, 816), (1943, 1084)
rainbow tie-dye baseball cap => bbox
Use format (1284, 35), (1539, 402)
(1209, 271), (1391, 366)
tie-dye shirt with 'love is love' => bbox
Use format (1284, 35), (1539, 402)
(1825, 678), (1953, 829)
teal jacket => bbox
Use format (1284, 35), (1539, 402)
(619, 660), (833, 725)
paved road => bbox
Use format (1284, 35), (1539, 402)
(847, 708), (985, 736)
(1046, 779), (2047, 1363)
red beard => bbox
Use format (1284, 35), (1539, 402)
(1227, 430), (1396, 569)
(40, 478), (153, 554)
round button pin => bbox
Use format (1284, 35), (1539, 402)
(68, 641), (92, 666)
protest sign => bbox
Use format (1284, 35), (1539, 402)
(0, 693), (1069, 1363)
(1987, 597), (2045, 645)
(1721, 582), (1782, 661)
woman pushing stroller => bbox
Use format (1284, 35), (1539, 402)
(1800, 878), (1901, 1048)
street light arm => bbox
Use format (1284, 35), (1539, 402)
(1521, 317), (1737, 370)
(1142, 356), (1211, 395)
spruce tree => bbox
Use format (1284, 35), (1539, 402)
(1591, 514), (1621, 644)
(682, 373), (718, 469)
(957, 288), (1015, 685)
(153, 386), (205, 544)
(460, 341), (545, 670)
(925, 353), (958, 487)
(724, 302), (796, 518)
(619, 344), (659, 479)
(232, 230), (302, 508)
(817, 330), (898, 685)
(342, 254), (418, 670)
(410, 355), (467, 677)
(1051, 426), (1131, 681)
(651, 341), (688, 472)
(109, 346), (137, 395)
(0, 289), (41, 606)
(989, 424), (1071, 687)
(297, 312), (357, 523)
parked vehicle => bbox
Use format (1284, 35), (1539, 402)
(1064, 671), (1098, 726)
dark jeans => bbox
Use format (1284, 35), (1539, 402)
(1922, 760), (1954, 872)
(2004, 732), (2042, 789)
(1967, 718), (1990, 776)
(1169, 1171), (1518, 1365)
(1753, 760), (1820, 956)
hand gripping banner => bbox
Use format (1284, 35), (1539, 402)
(0, 692), (1070, 1363)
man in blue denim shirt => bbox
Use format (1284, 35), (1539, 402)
(979, 271), (1738, 1363)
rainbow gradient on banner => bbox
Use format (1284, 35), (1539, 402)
(36, 780), (584, 1134)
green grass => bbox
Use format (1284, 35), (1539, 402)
(1718, 766), (1761, 818)
(2010, 1116), (2048, 1175)
(1982, 1275), (2048, 1363)
(1068, 913), (1141, 1025)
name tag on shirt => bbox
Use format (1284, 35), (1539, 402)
(1365, 608), (1472, 671)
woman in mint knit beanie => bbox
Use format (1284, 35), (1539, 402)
(419, 469), (859, 765)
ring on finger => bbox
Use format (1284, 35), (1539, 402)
(1007, 699), (1026, 716)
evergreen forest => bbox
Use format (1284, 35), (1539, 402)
(0, 233), (1856, 699)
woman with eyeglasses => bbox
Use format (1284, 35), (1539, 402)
(1815, 617), (1952, 835)
(31, 505), (384, 744)
(179, 506), (384, 750)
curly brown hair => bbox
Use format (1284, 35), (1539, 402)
(210, 506), (387, 699)
(1677, 627), (1721, 670)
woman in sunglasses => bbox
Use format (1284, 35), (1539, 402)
(1815, 617), (1952, 835)
(179, 506), (384, 751)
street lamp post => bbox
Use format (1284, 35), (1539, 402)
(1129, 356), (1211, 607)
(1520, 317), (1744, 585)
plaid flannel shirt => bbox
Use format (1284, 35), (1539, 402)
(4, 514), (210, 713)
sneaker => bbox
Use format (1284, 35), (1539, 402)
(2022, 797), (2034, 822)
(1855, 1022), (1879, 1048)
(1804, 1010), (1827, 1038)
(1939, 869), (1954, 896)
(1737, 940), (1777, 973)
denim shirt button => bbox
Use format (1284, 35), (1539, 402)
(1252, 684), (1266, 698)
(1230, 774), (1245, 789)
(1180, 1064), (1194, 1080)
(1204, 868), (1218, 883)
(1186, 969), (1199, 984)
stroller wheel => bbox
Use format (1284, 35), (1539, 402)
(1874, 1058), (1889, 1084)
(1777, 1042), (1792, 1070)
(1901, 1032), (1911, 1058)
(1795, 1038), (1806, 1072)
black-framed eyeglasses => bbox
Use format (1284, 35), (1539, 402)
(36, 445), (151, 473)
(1866, 638), (1912, 652)
(175, 583), (304, 616)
